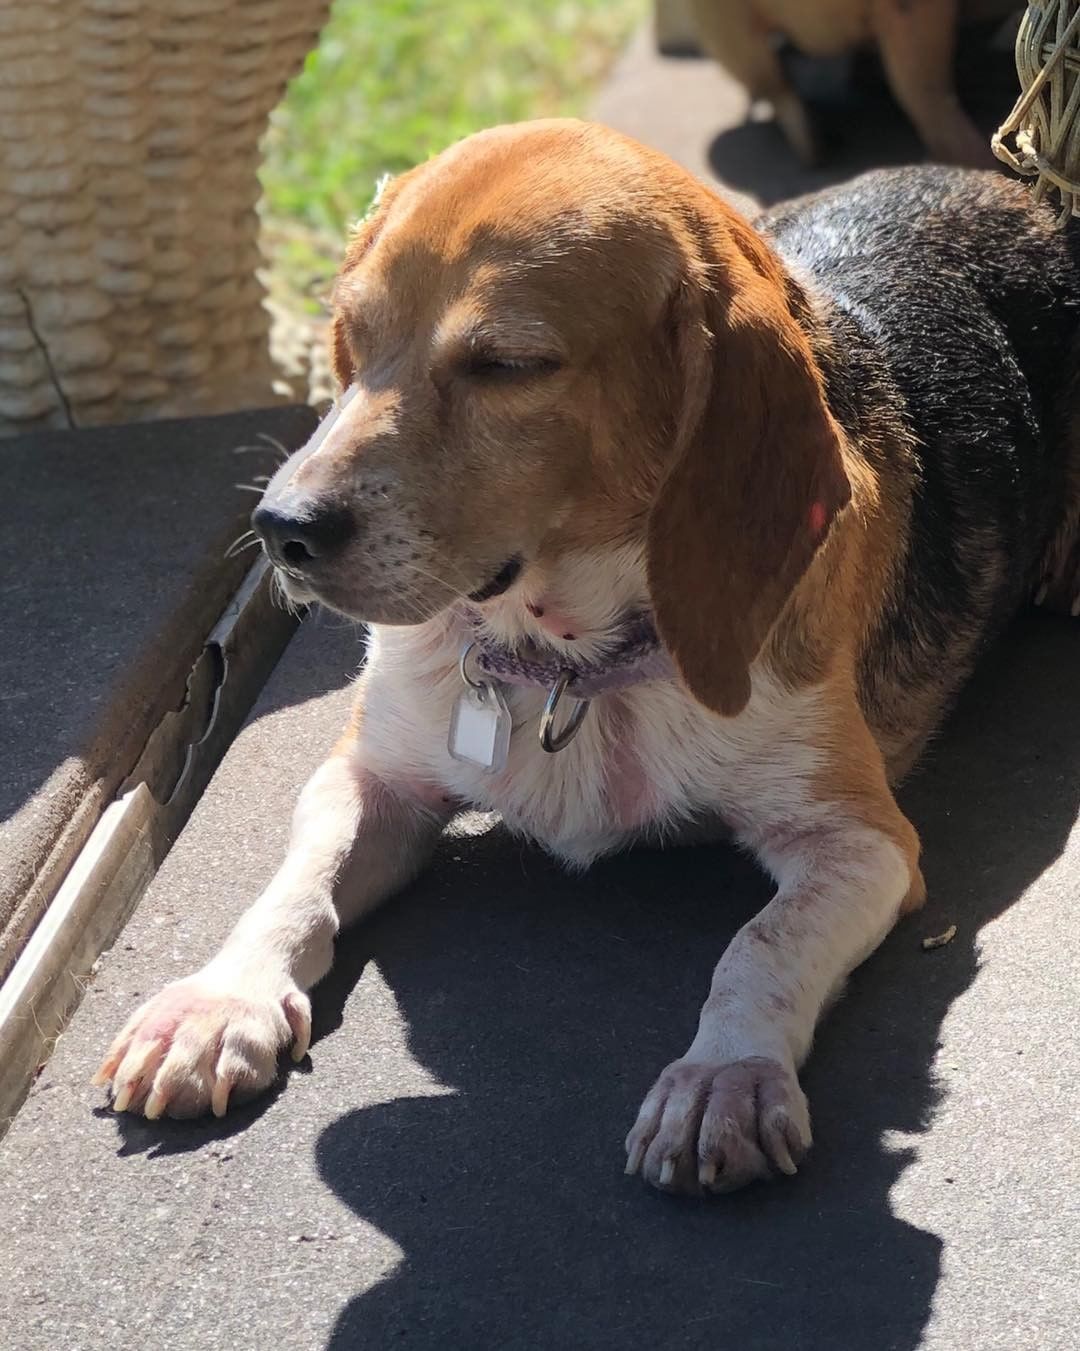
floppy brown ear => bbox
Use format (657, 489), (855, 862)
(647, 218), (850, 717)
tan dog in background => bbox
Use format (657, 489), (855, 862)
(690, 0), (1018, 164)
(94, 121), (1080, 1195)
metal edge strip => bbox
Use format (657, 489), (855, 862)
(0, 559), (298, 1132)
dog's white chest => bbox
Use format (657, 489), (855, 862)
(464, 683), (687, 859)
(358, 625), (823, 868)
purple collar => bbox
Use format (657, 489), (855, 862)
(465, 609), (675, 699)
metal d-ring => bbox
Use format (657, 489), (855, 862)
(539, 671), (590, 753)
(458, 641), (486, 692)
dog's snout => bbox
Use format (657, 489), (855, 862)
(252, 499), (355, 570)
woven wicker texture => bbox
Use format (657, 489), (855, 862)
(0, 0), (331, 436)
(994, 1), (1080, 220)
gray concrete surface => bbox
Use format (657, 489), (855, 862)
(0, 405), (315, 977)
(0, 607), (1077, 1350)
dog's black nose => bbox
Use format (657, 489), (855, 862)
(251, 499), (355, 570)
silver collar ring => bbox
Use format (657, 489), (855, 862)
(458, 641), (485, 690)
(539, 671), (590, 753)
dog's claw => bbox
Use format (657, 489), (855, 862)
(111, 1084), (132, 1113)
(698, 1160), (717, 1188)
(767, 1133), (797, 1176)
(144, 1089), (167, 1120)
(624, 1141), (646, 1176)
(211, 1077), (232, 1118)
(658, 1157), (676, 1187)
(285, 992), (312, 1062)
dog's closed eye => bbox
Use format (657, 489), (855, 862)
(461, 351), (563, 381)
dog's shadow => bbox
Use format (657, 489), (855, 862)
(312, 614), (1078, 1350)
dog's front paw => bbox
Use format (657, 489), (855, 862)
(624, 1056), (811, 1195)
(93, 966), (311, 1120)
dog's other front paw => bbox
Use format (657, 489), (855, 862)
(624, 1055), (811, 1195)
(93, 966), (311, 1120)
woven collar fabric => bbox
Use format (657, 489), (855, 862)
(465, 610), (676, 698)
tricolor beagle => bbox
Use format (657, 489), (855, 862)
(97, 121), (1080, 1195)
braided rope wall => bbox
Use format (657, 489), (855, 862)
(0, 0), (331, 436)
(994, 1), (1080, 221)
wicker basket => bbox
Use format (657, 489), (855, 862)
(993, 1), (1080, 220)
(0, 0), (331, 437)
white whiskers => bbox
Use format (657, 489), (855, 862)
(225, 529), (260, 561)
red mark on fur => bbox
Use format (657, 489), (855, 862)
(526, 598), (581, 640)
(808, 500), (828, 538)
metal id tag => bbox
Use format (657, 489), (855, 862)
(448, 681), (512, 771)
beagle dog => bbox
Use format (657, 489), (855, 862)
(96, 121), (1080, 1195)
(690, 0), (1017, 166)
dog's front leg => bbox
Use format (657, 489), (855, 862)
(95, 719), (450, 1120)
(626, 736), (923, 1195)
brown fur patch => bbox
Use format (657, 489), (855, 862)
(646, 214), (852, 717)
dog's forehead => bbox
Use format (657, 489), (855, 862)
(375, 128), (661, 263)
(336, 126), (688, 331)
(402, 122), (625, 217)
(380, 191), (604, 274)
(340, 205), (628, 330)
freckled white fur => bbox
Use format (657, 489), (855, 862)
(686, 828), (909, 1067)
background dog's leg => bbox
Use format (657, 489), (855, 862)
(870, 0), (990, 166)
(626, 709), (923, 1194)
(95, 729), (449, 1120)
(691, 0), (819, 165)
